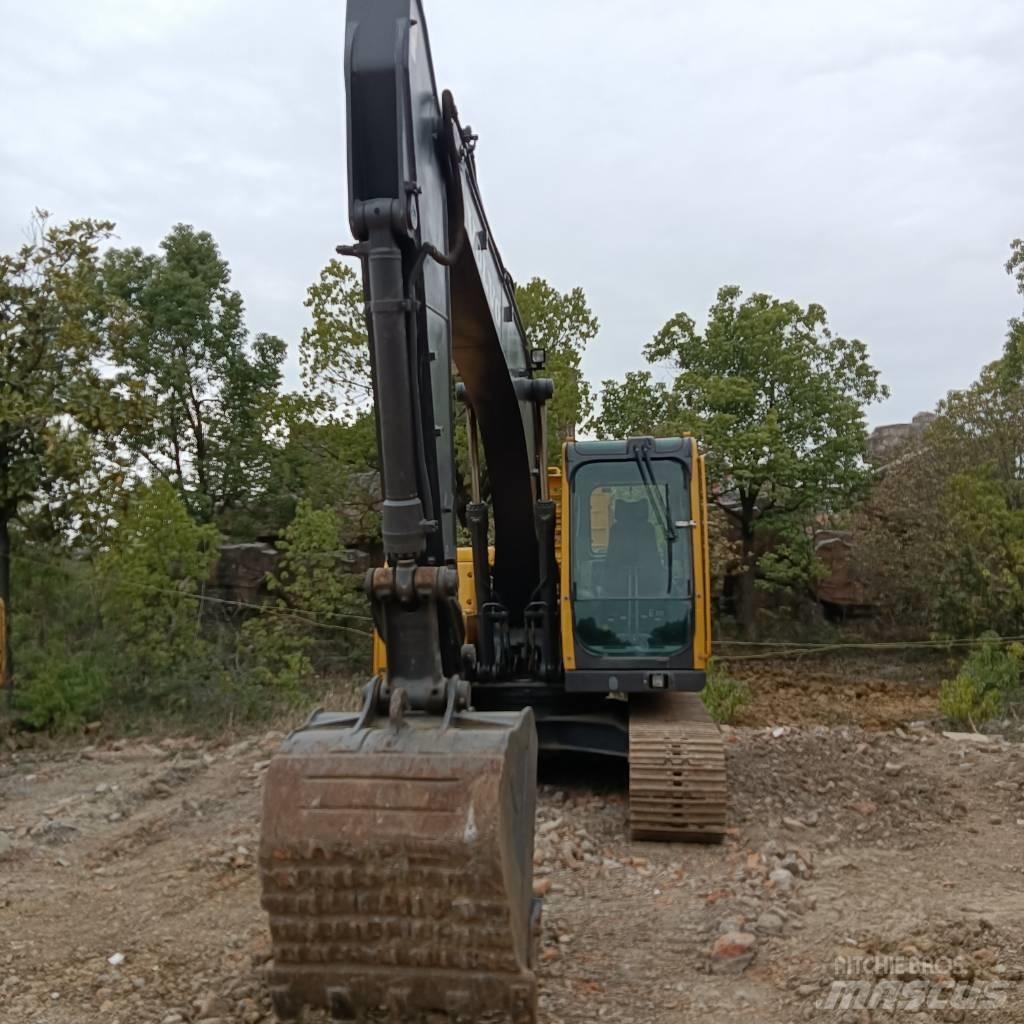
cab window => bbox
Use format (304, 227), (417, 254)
(570, 458), (694, 657)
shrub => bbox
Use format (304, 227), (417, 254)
(940, 634), (1023, 729)
(97, 480), (221, 710)
(16, 655), (110, 732)
(700, 658), (751, 724)
(241, 499), (370, 698)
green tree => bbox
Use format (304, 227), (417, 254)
(261, 258), (380, 531)
(938, 470), (1024, 635)
(1007, 238), (1024, 298)
(1000, 238), (1024, 382)
(597, 286), (887, 633)
(591, 369), (672, 439)
(299, 259), (371, 419)
(515, 277), (598, 461)
(854, 240), (1024, 635)
(103, 225), (286, 529)
(922, 251), (1024, 633)
(0, 212), (126, 695)
(853, 377), (1024, 636)
(266, 415), (380, 537)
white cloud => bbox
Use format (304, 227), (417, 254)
(2, 0), (1022, 423)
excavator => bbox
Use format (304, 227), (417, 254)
(259, 1), (726, 1020)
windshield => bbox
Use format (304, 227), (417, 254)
(570, 458), (694, 657)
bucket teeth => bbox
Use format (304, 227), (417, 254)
(259, 708), (538, 1023)
(628, 692), (728, 842)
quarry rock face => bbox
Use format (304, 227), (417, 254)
(867, 411), (936, 463)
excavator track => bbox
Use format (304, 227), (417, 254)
(628, 691), (728, 841)
(259, 707), (538, 1023)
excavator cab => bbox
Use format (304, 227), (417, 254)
(562, 437), (712, 695)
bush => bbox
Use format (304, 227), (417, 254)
(241, 499), (370, 697)
(98, 480), (221, 711)
(700, 658), (751, 724)
(16, 655), (110, 732)
(940, 634), (1023, 729)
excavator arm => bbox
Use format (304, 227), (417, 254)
(342, 0), (557, 711)
(259, 3), (546, 1020)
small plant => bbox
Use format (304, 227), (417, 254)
(940, 633), (1023, 729)
(700, 658), (751, 724)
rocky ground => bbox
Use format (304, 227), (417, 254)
(2, 664), (1024, 1023)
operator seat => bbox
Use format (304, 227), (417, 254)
(603, 498), (665, 597)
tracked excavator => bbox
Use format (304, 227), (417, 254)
(259, 1), (726, 1020)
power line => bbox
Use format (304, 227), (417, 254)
(714, 634), (1024, 661)
(8, 549), (374, 637)
(15, 551), (1024, 656)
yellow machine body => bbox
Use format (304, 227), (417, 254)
(374, 437), (713, 686)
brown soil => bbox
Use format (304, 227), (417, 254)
(731, 660), (944, 729)
(2, 666), (1023, 1023)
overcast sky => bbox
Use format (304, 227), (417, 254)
(3, 0), (1022, 426)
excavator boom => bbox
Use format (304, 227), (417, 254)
(260, 1), (545, 1020)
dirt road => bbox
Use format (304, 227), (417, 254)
(2, 668), (1023, 1023)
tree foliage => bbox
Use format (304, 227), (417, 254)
(854, 240), (1024, 636)
(0, 212), (131, 690)
(3, 221), (382, 729)
(1001, 238), (1024, 384)
(515, 278), (598, 460)
(855, 378), (1024, 636)
(299, 259), (370, 419)
(849, 425), (953, 629)
(261, 259), (379, 532)
(103, 225), (287, 529)
(592, 370), (672, 440)
(266, 415), (379, 532)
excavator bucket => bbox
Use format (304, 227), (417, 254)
(259, 704), (538, 1023)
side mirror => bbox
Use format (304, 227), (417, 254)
(530, 347), (546, 370)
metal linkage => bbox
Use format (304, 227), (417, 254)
(365, 564), (467, 714)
